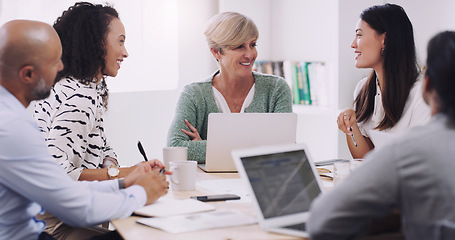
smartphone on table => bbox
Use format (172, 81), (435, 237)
(190, 194), (240, 202)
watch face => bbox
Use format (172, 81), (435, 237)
(108, 166), (119, 177)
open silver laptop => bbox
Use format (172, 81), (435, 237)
(199, 113), (297, 173)
(231, 143), (323, 237)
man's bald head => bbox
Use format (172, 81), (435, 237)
(0, 20), (61, 74)
(0, 20), (63, 107)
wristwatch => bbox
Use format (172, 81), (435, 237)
(107, 165), (120, 179)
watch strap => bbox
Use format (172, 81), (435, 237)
(118, 178), (125, 189)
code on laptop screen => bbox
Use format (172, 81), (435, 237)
(241, 150), (321, 219)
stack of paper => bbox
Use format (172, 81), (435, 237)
(137, 210), (257, 233)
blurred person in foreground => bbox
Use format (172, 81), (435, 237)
(309, 31), (455, 240)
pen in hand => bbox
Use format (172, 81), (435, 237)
(349, 127), (358, 147)
(137, 141), (148, 162)
(137, 141), (166, 174)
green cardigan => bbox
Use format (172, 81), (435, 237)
(167, 71), (293, 163)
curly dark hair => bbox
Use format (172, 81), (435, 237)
(53, 2), (119, 109)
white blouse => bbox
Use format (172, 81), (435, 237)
(33, 78), (117, 180)
(354, 76), (431, 148)
(212, 84), (255, 113)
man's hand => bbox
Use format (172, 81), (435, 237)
(133, 169), (169, 205)
(123, 161), (170, 204)
(124, 161), (170, 188)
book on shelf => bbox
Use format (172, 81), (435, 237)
(254, 60), (274, 75)
(294, 62), (304, 105)
(299, 61), (312, 105)
(282, 61), (299, 104)
(254, 60), (329, 107)
(272, 61), (284, 78)
(307, 62), (330, 107)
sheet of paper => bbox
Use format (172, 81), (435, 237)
(321, 180), (334, 189)
(134, 198), (215, 217)
(137, 210), (257, 233)
(196, 179), (251, 202)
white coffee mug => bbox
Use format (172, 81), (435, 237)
(163, 147), (188, 170)
(169, 161), (197, 191)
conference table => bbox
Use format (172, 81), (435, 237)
(111, 168), (312, 240)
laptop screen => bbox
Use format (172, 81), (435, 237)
(240, 149), (321, 219)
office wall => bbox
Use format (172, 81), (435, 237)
(0, 0), (180, 93)
(217, 0), (455, 161)
(269, 0), (340, 162)
(396, 0), (455, 63)
(6, 1), (455, 165)
(3, 0), (217, 166)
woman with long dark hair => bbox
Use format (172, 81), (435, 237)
(337, 3), (430, 159)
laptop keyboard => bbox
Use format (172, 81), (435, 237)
(284, 222), (306, 231)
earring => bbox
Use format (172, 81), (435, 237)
(380, 48), (385, 56)
(216, 58), (219, 62)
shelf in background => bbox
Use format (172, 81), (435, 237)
(292, 104), (336, 115)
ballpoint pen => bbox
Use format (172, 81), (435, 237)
(349, 127), (358, 147)
(137, 141), (165, 174)
(137, 141), (148, 161)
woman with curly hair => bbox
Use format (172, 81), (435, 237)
(33, 2), (165, 239)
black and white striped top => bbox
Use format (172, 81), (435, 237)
(33, 77), (117, 180)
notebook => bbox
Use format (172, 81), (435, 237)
(231, 143), (324, 237)
(199, 113), (297, 173)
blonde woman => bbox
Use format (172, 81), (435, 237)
(167, 12), (293, 163)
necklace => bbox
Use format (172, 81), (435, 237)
(225, 97), (244, 112)
(213, 73), (253, 112)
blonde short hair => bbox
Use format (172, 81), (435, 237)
(204, 12), (258, 53)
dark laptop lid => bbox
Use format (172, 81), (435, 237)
(239, 148), (321, 219)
